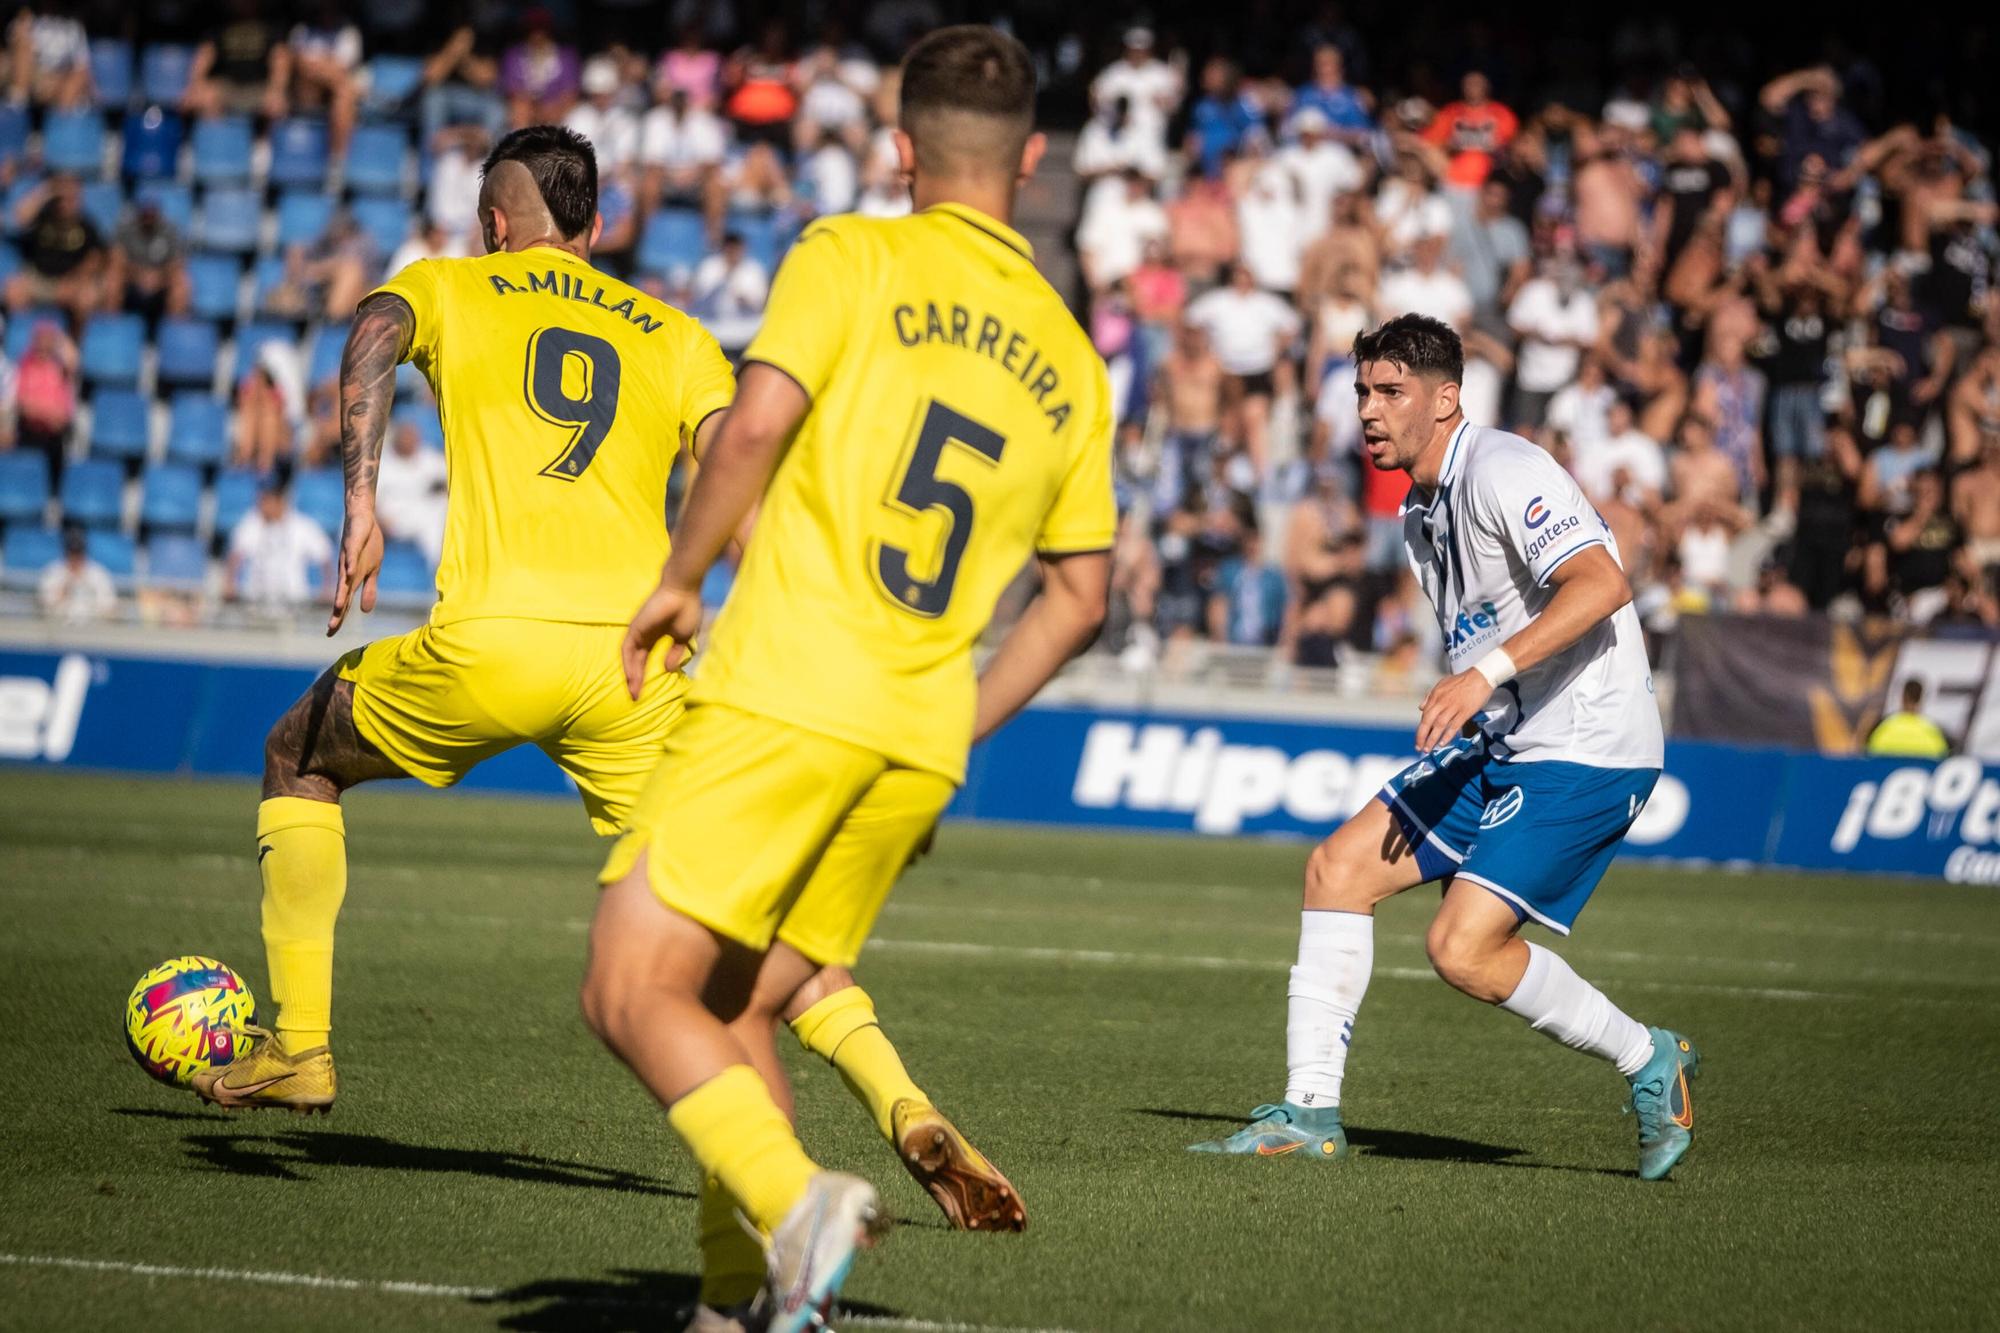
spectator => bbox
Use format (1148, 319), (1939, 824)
(1079, 170), (1169, 293)
(184, 0), (289, 123)
(1290, 45), (1373, 147)
(1091, 27), (1181, 173)
(721, 20), (798, 148)
(1184, 56), (1259, 182)
(1186, 263), (1301, 472)
(1758, 276), (1834, 514)
(1506, 257), (1598, 427)
(1883, 468), (1961, 618)
(1574, 393), (1667, 508)
(1165, 176), (1240, 288)
(641, 88), (730, 210)
(420, 24), (507, 144)
(1377, 230), (1473, 332)
(1422, 70), (1517, 188)
(1153, 321), (1225, 513)
(231, 340), (305, 474)
(692, 233), (770, 350)
(1449, 178), (1532, 326)
(264, 211), (376, 322)
(12, 319), (76, 486)
(228, 480), (332, 610)
(1668, 412), (1750, 530)
(7, 2), (89, 109)
(1760, 66), (1864, 195)
(1209, 526), (1289, 647)
(1654, 126), (1734, 273)
(1866, 679), (1950, 759)
(286, 1), (362, 156)
(375, 421), (447, 568)
(6, 175), (106, 329)
(501, 11), (580, 128)
(386, 217), (463, 278)
(1790, 420), (1864, 608)
(1693, 329), (1769, 501)
(1732, 557), (1810, 617)
(37, 527), (114, 625)
(1572, 119), (1646, 279)
(110, 198), (190, 327)
(1279, 110), (1366, 231)
(1234, 146), (1306, 297)
(1546, 355), (1618, 470)
(705, 141), (793, 238)
(654, 22), (720, 107)
(565, 55), (642, 170)
(424, 124), (491, 245)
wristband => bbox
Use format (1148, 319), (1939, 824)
(1473, 647), (1517, 688)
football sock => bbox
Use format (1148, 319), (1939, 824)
(790, 986), (926, 1142)
(668, 1064), (819, 1234)
(696, 1173), (766, 1308)
(1284, 910), (1373, 1109)
(1499, 941), (1655, 1077)
(256, 797), (346, 1057)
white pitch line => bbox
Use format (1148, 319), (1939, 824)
(0, 1254), (1084, 1333)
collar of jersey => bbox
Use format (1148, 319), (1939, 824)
(923, 202), (1034, 261)
(514, 242), (593, 266)
(1400, 419), (1473, 517)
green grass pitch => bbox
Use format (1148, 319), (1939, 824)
(3, 767), (1998, 1330)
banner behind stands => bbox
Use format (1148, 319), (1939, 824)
(2, 648), (1987, 881)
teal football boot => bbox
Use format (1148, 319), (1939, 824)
(1187, 1102), (1349, 1160)
(1628, 1026), (1700, 1181)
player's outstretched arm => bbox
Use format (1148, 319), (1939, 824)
(620, 363), (808, 696)
(972, 550), (1111, 744)
(1415, 545), (1631, 750)
(328, 292), (415, 636)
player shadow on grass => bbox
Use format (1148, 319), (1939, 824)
(1135, 1109), (1638, 1177)
(471, 1270), (903, 1332)
(175, 1128), (694, 1196)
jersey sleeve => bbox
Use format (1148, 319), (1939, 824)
(1472, 441), (1607, 586)
(741, 221), (857, 399)
(1036, 365), (1118, 555)
(678, 320), (736, 444)
(369, 258), (443, 372)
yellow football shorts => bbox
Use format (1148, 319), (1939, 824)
(335, 618), (687, 834)
(599, 702), (957, 967)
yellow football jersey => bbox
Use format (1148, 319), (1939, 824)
(372, 246), (734, 626)
(692, 203), (1116, 782)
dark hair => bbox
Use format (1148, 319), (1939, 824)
(1903, 678), (1925, 708)
(1351, 314), (1463, 385)
(481, 124), (598, 240)
(899, 25), (1036, 168)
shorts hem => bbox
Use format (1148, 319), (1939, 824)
(1379, 790), (1466, 864)
(1451, 869), (1572, 936)
(601, 833), (776, 953)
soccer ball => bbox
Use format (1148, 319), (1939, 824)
(124, 956), (258, 1087)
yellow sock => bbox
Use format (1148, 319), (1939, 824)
(696, 1174), (766, 1308)
(256, 797), (347, 1057)
(668, 1065), (818, 1234)
(790, 986), (927, 1142)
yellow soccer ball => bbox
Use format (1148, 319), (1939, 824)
(124, 956), (257, 1087)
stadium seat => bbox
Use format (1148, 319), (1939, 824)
(120, 105), (183, 180)
(251, 254), (292, 319)
(234, 321), (294, 379)
(133, 180), (193, 235)
(143, 532), (209, 588)
(727, 209), (796, 274)
(140, 44), (194, 107)
(638, 208), (707, 278)
(139, 462), (203, 533)
(351, 196), (412, 258)
(155, 317), (222, 390)
(5, 308), (62, 363)
(375, 540), (434, 608)
(0, 103), (27, 168)
(345, 123), (408, 195)
(364, 55), (426, 115)
(0, 240), (17, 283)
(42, 110), (105, 177)
(91, 38), (134, 110)
(292, 468), (345, 539)
(211, 468), (260, 540)
(88, 389), (152, 464)
(58, 458), (125, 528)
(268, 119), (330, 191)
(197, 188), (262, 253)
(0, 452), (50, 527)
(307, 323), (349, 387)
(86, 528), (136, 583)
(275, 191), (335, 249)
(79, 181), (124, 238)
(187, 252), (245, 325)
(80, 314), (146, 387)
(0, 525), (60, 588)
(192, 116), (255, 187)
(164, 393), (228, 470)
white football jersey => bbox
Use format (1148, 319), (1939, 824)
(1401, 421), (1664, 769)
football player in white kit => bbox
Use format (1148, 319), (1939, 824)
(1192, 315), (1700, 1180)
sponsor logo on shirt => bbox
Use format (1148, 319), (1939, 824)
(1523, 496), (1551, 529)
(1448, 600), (1503, 650)
(1524, 512), (1583, 561)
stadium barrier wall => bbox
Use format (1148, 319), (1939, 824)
(1, 648), (1988, 882)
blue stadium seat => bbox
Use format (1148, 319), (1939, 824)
(91, 38), (134, 110)
(727, 210), (795, 275)
(393, 361), (426, 404)
(58, 458), (125, 528)
(88, 389), (152, 464)
(5, 308), (61, 362)
(375, 540), (434, 608)
(141, 44), (194, 106)
(0, 103), (28, 168)
(120, 105), (183, 180)
(156, 316), (222, 389)
(133, 180), (193, 235)
(268, 119), (330, 190)
(80, 313), (145, 387)
(234, 321), (294, 378)
(191, 116), (254, 187)
(164, 393), (228, 470)
(292, 468), (345, 539)
(307, 323), (348, 387)
(345, 123), (408, 195)
(144, 532), (209, 588)
(0, 240), (17, 283)
(197, 187), (261, 253)
(0, 525), (60, 587)
(87, 528), (136, 582)
(350, 196), (412, 258)
(212, 468), (260, 540)
(42, 110), (105, 177)
(140, 462), (202, 533)
(187, 252), (244, 324)
(251, 254), (292, 318)
(639, 208), (707, 277)
(365, 55), (426, 115)
(80, 181), (124, 237)
(0, 451), (50, 527)
(275, 191), (335, 249)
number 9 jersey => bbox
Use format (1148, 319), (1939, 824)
(372, 247), (735, 627)
(691, 204), (1116, 783)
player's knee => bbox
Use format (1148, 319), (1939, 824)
(1305, 832), (1377, 911)
(1425, 921), (1503, 999)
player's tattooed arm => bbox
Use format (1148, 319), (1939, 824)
(338, 292), (415, 508)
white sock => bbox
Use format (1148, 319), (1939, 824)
(1499, 941), (1655, 1077)
(1283, 910), (1373, 1108)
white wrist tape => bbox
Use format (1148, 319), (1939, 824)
(1473, 647), (1517, 689)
